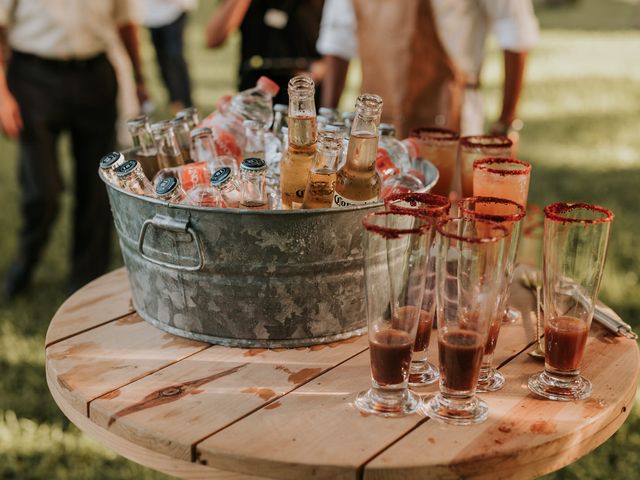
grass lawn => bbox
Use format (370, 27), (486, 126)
(1, 0), (639, 478)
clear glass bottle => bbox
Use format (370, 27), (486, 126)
(342, 111), (356, 130)
(333, 94), (383, 207)
(127, 115), (160, 180)
(326, 122), (349, 169)
(211, 166), (241, 208)
(240, 157), (268, 209)
(155, 175), (191, 204)
(272, 103), (288, 141)
(302, 130), (342, 209)
(243, 120), (265, 160)
(279, 75), (317, 209)
(150, 121), (186, 170)
(176, 106), (199, 130)
(115, 159), (154, 196)
(377, 123), (412, 177)
(171, 116), (193, 163)
(99, 151), (126, 184)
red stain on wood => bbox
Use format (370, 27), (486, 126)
(265, 401), (282, 410)
(107, 364), (247, 427)
(116, 315), (143, 326)
(498, 424), (512, 434)
(529, 421), (557, 434)
(427, 437), (435, 444)
(243, 348), (267, 357)
(275, 365), (323, 384)
(241, 387), (277, 401)
(49, 342), (96, 360)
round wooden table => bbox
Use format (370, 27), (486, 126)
(45, 268), (639, 480)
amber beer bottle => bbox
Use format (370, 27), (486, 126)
(150, 121), (186, 170)
(280, 75), (317, 209)
(333, 94), (383, 207)
(302, 130), (342, 209)
(127, 115), (160, 180)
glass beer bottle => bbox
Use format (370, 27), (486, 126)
(150, 121), (186, 170)
(116, 159), (154, 196)
(99, 151), (126, 184)
(302, 130), (342, 209)
(127, 115), (160, 180)
(240, 157), (269, 209)
(333, 94), (383, 207)
(279, 75), (317, 209)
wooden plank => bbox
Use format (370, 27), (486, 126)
(46, 313), (209, 416)
(363, 325), (640, 480)
(46, 268), (134, 347)
(89, 336), (369, 462)
(46, 364), (269, 480)
(193, 275), (539, 480)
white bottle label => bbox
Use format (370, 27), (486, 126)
(332, 192), (379, 208)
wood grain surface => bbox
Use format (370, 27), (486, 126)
(44, 267), (639, 480)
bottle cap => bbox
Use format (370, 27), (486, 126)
(211, 167), (233, 187)
(274, 103), (288, 113)
(100, 151), (124, 170)
(240, 157), (267, 172)
(156, 176), (179, 196)
(190, 126), (212, 139)
(257, 76), (280, 96)
(379, 123), (396, 136)
(115, 159), (139, 177)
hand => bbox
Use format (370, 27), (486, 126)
(0, 89), (23, 139)
(135, 81), (150, 111)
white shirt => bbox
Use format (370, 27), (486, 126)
(0, 0), (136, 60)
(317, 0), (539, 82)
(142, 0), (197, 28)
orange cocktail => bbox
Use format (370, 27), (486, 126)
(473, 157), (531, 209)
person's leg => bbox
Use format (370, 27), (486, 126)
(4, 56), (65, 297)
(149, 12), (193, 109)
(68, 56), (118, 293)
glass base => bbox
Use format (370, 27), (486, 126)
(422, 393), (488, 425)
(503, 306), (522, 324)
(409, 361), (439, 387)
(476, 368), (505, 393)
(528, 371), (592, 401)
(355, 388), (421, 417)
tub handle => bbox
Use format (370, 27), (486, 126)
(138, 214), (205, 271)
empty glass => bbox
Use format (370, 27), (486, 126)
(384, 193), (451, 386)
(528, 203), (614, 401)
(458, 197), (526, 392)
(356, 211), (434, 417)
(423, 217), (508, 425)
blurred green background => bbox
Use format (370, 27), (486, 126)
(1, 0), (639, 478)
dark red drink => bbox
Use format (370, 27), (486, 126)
(484, 317), (502, 355)
(545, 316), (589, 371)
(370, 329), (413, 386)
(390, 306), (433, 352)
(438, 329), (484, 392)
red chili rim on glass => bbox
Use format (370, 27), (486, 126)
(458, 196), (526, 223)
(473, 157), (532, 176)
(544, 202), (615, 225)
(460, 135), (512, 150)
(408, 127), (460, 144)
(436, 216), (509, 244)
(362, 211), (433, 240)
(384, 192), (451, 218)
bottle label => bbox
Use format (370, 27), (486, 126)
(332, 192), (379, 208)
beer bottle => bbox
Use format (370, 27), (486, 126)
(240, 158), (268, 210)
(302, 131), (342, 209)
(176, 107), (199, 130)
(116, 159), (154, 196)
(155, 175), (191, 204)
(127, 115), (160, 179)
(150, 121), (186, 170)
(272, 104), (288, 142)
(279, 75), (317, 209)
(99, 151), (126, 184)
(333, 94), (383, 207)
(211, 166), (241, 208)
(171, 116), (193, 163)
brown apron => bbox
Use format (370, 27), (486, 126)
(353, 0), (464, 137)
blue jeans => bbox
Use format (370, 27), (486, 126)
(149, 12), (193, 107)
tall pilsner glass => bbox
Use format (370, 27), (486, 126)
(408, 128), (459, 197)
(459, 135), (512, 198)
(356, 211), (434, 417)
(458, 197), (526, 392)
(473, 156), (531, 324)
(423, 217), (508, 425)
(528, 203), (614, 401)
(384, 192), (451, 386)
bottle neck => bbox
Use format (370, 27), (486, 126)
(240, 170), (267, 207)
(192, 133), (217, 163)
(154, 129), (182, 158)
(130, 126), (155, 153)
